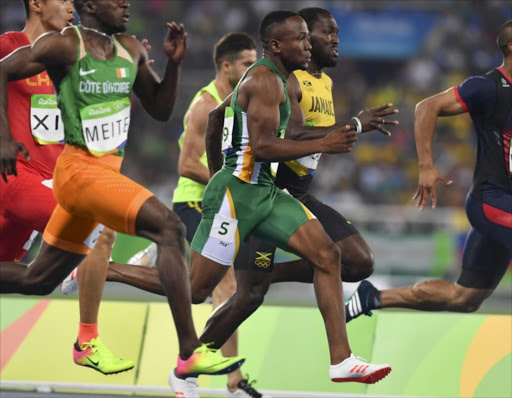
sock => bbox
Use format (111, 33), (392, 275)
(78, 322), (99, 346)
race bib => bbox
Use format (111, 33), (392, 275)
(30, 94), (64, 144)
(221, 107), (234, 155)
(83, 224), (105, 250)
(80, 98), (131, 157)
(295, 152), (322, 171)
(209, 213), (238, 243)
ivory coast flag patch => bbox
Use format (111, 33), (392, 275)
(116, 68), (129, 78)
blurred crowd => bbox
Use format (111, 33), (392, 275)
(1, 0), (511, 208)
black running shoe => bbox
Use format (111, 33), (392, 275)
(227, 376), (270, 397)
(345, 280), (380, 322)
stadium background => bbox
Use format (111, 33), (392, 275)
(0, 1), (511, 397)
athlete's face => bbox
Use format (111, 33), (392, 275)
(39, 0), (75, 32)
(227, 49), (257, 89)
(309, 13), (339, 68)
(93, 0), (130, 34)
(278, 16), (312, 72)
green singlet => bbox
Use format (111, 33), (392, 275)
(221, 57), (291, 185)
(57, 26), (137, 157)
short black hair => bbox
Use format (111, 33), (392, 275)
(297, 7), (332, 30)
(259, 10), (299, 50)
(74, 0), (88, 15)
(497, 20), (512, 57)
(21, 0), (48, 17)
(213, 33), (256, 71)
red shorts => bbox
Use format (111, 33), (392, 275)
(0, 164), (56, 261)
(43, 145), (154, 255)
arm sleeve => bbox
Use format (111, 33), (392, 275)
(454, 75), (496, 117)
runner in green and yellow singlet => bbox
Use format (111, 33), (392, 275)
(192, 9), (397, 386)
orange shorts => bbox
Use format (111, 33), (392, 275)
(43, 145), (154, 254)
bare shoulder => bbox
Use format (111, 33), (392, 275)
(115, 34), (143, 55)
(187, 91), (219, 120)
(31, 27), (78, 64)
(244, 65), (284, 96)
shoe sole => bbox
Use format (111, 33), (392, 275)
(76, 362), (135, 375)
(179, 358), (245, 378)
(332, 367), (391, 384)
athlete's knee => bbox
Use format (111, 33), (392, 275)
(450, 289), (486, 313)
(191, 279), (215, 304)
(20, 268), (60, 295)
(97, 227), (117, 248)
(343, 251), (375, 282)
(157, 210), (186, 246)
(234, 286), (267, 317)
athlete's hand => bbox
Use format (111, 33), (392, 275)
(140, 39), (154, 66)
(0, 135), (30, 182)
(413, 165), (453, 210)
(356, 103), (399, 136)
(163, 22), (187, 65)
(322, 124), (357, 153)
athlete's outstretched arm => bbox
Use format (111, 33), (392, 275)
(0, 32), (76, 182)
(132, 22), (187, 121)
(240, 68), (355, 162)
(284, 74), (399, 141)
(413, 87), (466, 210)
(205, 95), (232, 176)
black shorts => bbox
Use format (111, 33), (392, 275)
(234, 193), (360, 272)
(172, 201), (202, 244)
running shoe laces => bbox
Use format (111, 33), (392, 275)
(345, 280), (380, 322)
(227, 375), (270, 397)
(73, 337), (134, 375)
(176, 343), (245, 378)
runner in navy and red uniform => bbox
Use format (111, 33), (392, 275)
(345, 20), (512, 321)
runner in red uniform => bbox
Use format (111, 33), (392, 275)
(0, 0), (132, 374)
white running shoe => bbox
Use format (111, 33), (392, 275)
(168, 368), (199, 398)
(329, 354), (391, 384)
(61, 268), (78, 295)
(127, 243), (157, 266)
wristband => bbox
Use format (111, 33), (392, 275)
(351, 117), (362, 135)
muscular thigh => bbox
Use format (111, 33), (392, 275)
(252, 188), (315, 251)
(458, 226), (512, 289)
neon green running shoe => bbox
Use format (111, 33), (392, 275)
(176, 343), (245, 378)
(73, 337), (134, 375)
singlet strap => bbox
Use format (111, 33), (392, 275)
(72, 26), (86, 61)
(113, 35), (134, 64)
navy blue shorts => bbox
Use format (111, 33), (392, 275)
(457, 188), (512, 289)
